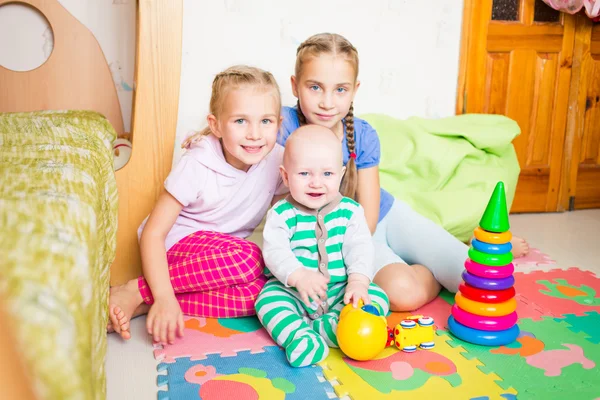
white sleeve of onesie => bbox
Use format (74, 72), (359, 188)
(262, 207), (304, 286)
(342, 205), (375, 281)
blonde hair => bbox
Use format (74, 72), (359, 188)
(182, 65), (281, 149)
(294, 33), (360, 200)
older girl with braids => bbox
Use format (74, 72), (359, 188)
(108, 65), (287, 344)
(278, 33), (529, 313)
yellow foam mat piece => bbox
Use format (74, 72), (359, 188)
(318, 331), (517, 399)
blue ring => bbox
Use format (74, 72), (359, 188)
(462, 271), (515, 291)
(472, 239), (512, 255)
(447, 316), (519, 346)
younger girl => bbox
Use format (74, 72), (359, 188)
(279, 33), (530, 312)
(108, 65), (287, 344)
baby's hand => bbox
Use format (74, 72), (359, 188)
(288, 268), (329, 306)
(344, 274), (371, 308)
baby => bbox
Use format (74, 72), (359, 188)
(255, 124), (390, 367)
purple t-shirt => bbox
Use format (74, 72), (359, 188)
(138, 134), (287, 250)
(278, 106), (394, 222)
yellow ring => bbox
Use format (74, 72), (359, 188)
(473, 227), (512, 244)
(455, 292), (516, 317)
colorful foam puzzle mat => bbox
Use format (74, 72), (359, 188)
(154, 253), (600, 399)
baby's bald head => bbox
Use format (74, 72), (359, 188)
(283, 125), (343, 169)
(281, 125), (345, 209)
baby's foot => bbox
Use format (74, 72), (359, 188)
(108, 279), (144, 340)
(285, 334), (328, 367)
(511, 236), (530, 258)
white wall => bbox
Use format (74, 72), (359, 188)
(0, 0), (464, 150)
(175, 0), (464, 163)
(0, 0), (135, 132)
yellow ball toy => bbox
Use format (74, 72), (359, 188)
(337, 301), (388, 361)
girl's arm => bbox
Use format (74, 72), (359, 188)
(356, 166), (381, 234)
(139, 190), (183, 300)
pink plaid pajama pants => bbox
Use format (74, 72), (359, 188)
(137, 231), (267, 318)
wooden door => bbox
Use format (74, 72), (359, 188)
(458, 0), (576, 212)
(561, 17), (600, 210)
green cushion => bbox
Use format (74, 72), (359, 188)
(362, 113), (521, 243)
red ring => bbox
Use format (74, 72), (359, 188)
(459, 282), (515, 303)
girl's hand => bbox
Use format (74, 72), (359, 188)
(288, 268), (329, 306)
(146, 295), (184, 345)
(344, 275), (371, 308)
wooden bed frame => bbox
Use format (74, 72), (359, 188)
(0, 0), (182, 395)
(0, 0), (183, 286)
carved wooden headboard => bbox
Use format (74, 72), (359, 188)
(0, 0), (184, 285)
(0, 0), (124, 135)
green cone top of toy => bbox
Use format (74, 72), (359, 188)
(479, 182), (510, 233)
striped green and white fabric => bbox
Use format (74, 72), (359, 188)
(262, 194), (374, 286)
(257, 194), (389, 367)
(255, 279), (389, 367)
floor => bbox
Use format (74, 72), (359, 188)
(105, 209), (600, 400)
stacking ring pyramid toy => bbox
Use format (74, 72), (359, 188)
(447, 181), (520, 346)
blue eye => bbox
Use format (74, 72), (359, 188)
(234, 119), (245, 124)
(336, 87), (347, 93)
(261, 119), (272, 124)
(310, 85), (320, 91)
(299, 172), (309, 176)
(324, 172), (332, 177)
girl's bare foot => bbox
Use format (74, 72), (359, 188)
(107, 303), (150, 336)
(511, 236), (530, 258)
(108, 279), (146, 340)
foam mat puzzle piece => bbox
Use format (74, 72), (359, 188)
(444, 317), (600, 399)
(512, 248), (555, 266)
(153, 316), (278, 363)
(555, 312), (600, 344)
(156, 347), (334, 400)
(513, 268), (600, 320)
(515, 293), (553, 320)
(184, 315), (262, 336)
(318, 330), (516, 400)
(343, 346), (462, 391)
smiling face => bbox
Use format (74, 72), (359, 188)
(281, 125), (345, 209)
(292, 54), (359, 137)
(208, 85), (281, 171)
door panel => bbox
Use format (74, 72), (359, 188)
(575, 27), (600, 208)
(460, 0), (575, 212)
(561, 20), (600, 210)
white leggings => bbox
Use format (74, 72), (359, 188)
(373, 199), (468, 292)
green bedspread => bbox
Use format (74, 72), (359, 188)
(0, 111), (118, 400)
(362, 114), (521, 243)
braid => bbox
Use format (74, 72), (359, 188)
(345, 103), (355, 153)
(295, 40), (312, 55)
(215, 69), (245, 80)
(340, 103), (358, 200)
(296, 100), (307, 125)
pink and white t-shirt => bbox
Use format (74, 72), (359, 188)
(138, 134), (287, 250)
